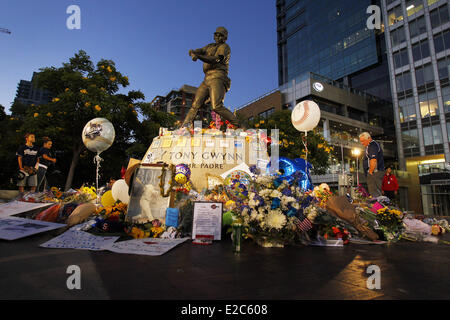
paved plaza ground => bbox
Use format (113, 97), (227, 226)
(1, 227), (450, 301)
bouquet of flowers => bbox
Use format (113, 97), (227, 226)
(232, 170), (315, 247)
(319, 226), (351, 244)
(358, 205), (404, 241)
(90, 201), (128, 234)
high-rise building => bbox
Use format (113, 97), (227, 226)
(381, 0), (450, 215)
(14, 72), (53, 106)
(150, 84), (209, 124)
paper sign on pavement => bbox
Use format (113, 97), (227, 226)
(0, 216), (65, 240)
(40, 229), (119, 251)
(0, 201), (53, 218)
(105, 237), (189, 256)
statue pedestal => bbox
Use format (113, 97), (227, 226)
(141, 129), (270, 191)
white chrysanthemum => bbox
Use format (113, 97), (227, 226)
(266, 211), (287, 230)
(304, 205), (318, 221)
(249, 192), (256, 200)
(250, 211), (258, 221)
(248, 199), (257, 208)
(256, 175), (273, 186)
(292, 202), (300, 210)
(259, 189), (272, 198)
(242, 208), (249, 216)
(270, 190), (282, 198)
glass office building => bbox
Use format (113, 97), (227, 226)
(277, 0), (379, 84)
(381, 0), (450, 215)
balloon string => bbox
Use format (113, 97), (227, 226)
(94, 153), (103, 204)
(302, 131), (309, 178)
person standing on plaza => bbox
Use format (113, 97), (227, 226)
(16, 133), (39, 193)
(359, 132), (385, 198)
(37, 137), (57, 192)
(382, 167), (399, 202)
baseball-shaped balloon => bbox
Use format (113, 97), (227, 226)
(291, 100), (321, 132)
(82, 118), (115, 153)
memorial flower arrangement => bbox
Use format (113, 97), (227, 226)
(90, 201), (128, 234)
(358, 205), (405, 241)
(319, 226), (351, 244)
(232, 169), (315, 246)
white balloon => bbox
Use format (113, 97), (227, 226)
(291, 100), (321, 132)
(82, 118), (115, 153)
(111, 179), (130, 204)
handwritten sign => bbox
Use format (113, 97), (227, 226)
(105, 237), (189, 256)
(40, 229), (119, 250)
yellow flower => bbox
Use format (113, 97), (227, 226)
(31, 104), (35, 106)
(46, 112), (52, 117)
(106, 66), (112, 73)
(109, 76), (116, 81)
(128, 103), (133, 108)
(33, 113), (39, 117)
(100, 87), (106, 91)
(52, 97), (60, 102)
(318, 144), (324, 148)
(65, 88), (69, 92)
(151, 227), (164, 238)
(133, 110), (137, 115)
(85, 102), (91, 107)
(255, 123), (260, 128)
(94, 105), (101, 111)
(100, 65), (105, 69)
(80, 89), (87, 94)
(260, 120), (265, 124)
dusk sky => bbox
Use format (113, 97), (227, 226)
(0, 0), (278, 113)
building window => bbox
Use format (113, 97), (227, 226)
(393, 48), (409, 68)
(396, 72), (413, 92)
(438, 59), (450, 80)
(447, 122), (450, 141)
(388, 5), (404, 26)
(259, 107), (275, 119)
(419, 90), (439, 118)
(430, 4), (449, 29)
(399, 96), (416, 122)
(391, 26), (406, 47)
(434, 29), (450, 53)
(442, 86), (450, 113)
(415, 64), (434, 87)
(402, 128), (419, 149)
(406, 0), (424, 16)
(412, 40), (430, 61)
(409, 16), (427, 38)
(423, 124), (443, 146)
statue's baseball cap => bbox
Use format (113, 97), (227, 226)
(215, 27), (228, 38)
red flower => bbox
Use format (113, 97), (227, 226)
(332, 227), (340, 234)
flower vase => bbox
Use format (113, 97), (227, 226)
(256, 237), (285, 248)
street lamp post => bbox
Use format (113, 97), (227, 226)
(352, 148), (361, 186)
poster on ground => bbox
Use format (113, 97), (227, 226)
(40, 229), (119, 251)
(105, 237), (189, 256)
(0, 201), (53, 218)
(0, 216), (65, 240)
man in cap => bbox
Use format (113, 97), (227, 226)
(181, 26), (240, 129)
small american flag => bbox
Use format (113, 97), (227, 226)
(295, 213), (313, 232)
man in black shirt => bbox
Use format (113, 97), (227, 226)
(359, 132), (385, 198)
(37, 137), (57, 192)
(16, 133), (39, 193)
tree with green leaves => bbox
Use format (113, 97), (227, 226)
(22, 50), (144, 190)
(250, 110), (334, 175)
